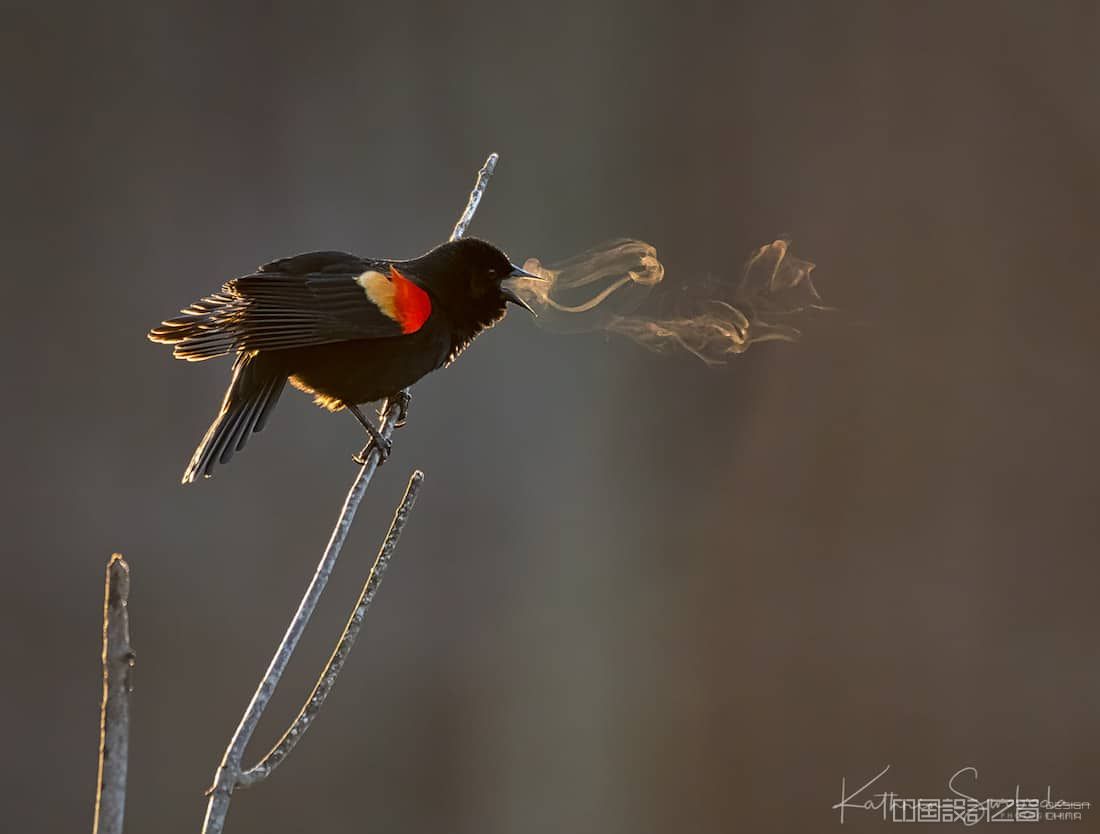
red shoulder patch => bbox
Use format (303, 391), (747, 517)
(389, 265), (432, 334)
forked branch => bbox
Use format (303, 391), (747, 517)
(237, 471), (424, 787)
(200, 152), (501, 834)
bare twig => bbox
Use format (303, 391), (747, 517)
(238, 470), (424, 787)
(451, 152), (499, 241)
(201, 152), (500, 834)
(93, 554), (134, 834)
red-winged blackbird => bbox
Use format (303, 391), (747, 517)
(149, 237), (538, 483)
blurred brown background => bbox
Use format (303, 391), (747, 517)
(3, 2), (1098, 832)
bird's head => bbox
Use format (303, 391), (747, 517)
(402, 237), (541, 363)
(408, 237), (540, 319)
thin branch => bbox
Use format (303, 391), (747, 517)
(93, 554), (134, 834)
(237, 470), (424, 787)
(451, 152), (498, 241)
(201, 152), (500, 834)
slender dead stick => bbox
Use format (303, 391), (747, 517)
(93, 554), (134, 834)
(201, 153), (500, 834)
(452, 152), (498, 241)
(237, 471), (424, 786)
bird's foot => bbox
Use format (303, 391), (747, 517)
(352, 420), (392, 466)
(383, 390), (412, 429)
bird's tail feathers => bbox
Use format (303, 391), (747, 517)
(182, 353), (286, 483)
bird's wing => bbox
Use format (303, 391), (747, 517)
(151, 251), (434, 359)
(256, 250), (373, 275)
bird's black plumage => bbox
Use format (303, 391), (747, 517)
(149, 237), (534, 483)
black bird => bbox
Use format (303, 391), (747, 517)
(149, 237), (538, 483)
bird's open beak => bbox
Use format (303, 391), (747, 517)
(508, 263), (545, 281)
(501, 263), (543, 315)
(501, 283), (536, 315)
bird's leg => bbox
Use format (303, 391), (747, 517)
(347, 403), (391, 465)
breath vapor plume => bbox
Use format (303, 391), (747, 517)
(511, 238), (824, 365)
